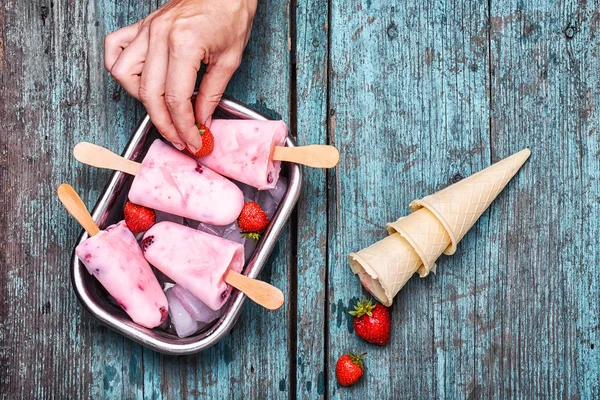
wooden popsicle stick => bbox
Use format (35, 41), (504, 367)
(56, 183), (100, 237)
(74, 142), (140, 176)
(272, 145), (340, 168)
(225, 270), (285, 310)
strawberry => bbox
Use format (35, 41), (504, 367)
(186, 124), (214, 157)
(237, 202), (269, 242)
(335, 352), (366, 387)
(123, 201), (156, 233)
(349, 299), (391, 345)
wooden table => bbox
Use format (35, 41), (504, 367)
(2, 0), (599, 398)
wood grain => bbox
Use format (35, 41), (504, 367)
(295, 0), (330, 397)
(1, 0), (151, 398)
(0, 0), (292, 398)
(2, 0), (600, 398)
(326, 1), (491, 398)
(486, 1), (600, 397)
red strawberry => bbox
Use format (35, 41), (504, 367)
(123, 201), (156, 233)
(187, 124), (214, 157)
(237, 202), (269, 242)
(335, 352), (366, 387)
(349, 299), (391, 345)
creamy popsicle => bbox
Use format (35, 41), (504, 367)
(129, 139), (244, 226)
(196, 120), (288, 190)
(75, 221), (168, 328)
(141, 221), (245, 310)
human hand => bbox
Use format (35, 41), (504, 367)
(104, 0), (257, 152)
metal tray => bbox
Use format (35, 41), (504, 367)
(70, 98), (301, 355)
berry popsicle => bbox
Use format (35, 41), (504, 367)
(142, 221), (284, 311)
(73, 140), (244, 226)
(195, 120), (340, 189)
(57, 183), (168, 329)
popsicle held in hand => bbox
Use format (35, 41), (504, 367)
(142, 221), (285, 311)
(73, 140), (244, 226)
(57, 183), (168, 329)
(194, 120), (340, 189)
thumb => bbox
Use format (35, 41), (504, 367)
(194, 59), (240, 126)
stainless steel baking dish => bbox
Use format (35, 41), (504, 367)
(70, 98), (301, 355)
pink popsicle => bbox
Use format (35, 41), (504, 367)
(197, 119), (288, 190)
(141, 221), (245, 311)
(75, 221), (168, 329)
(129, 139), (244, 226)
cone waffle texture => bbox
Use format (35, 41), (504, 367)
(348, 233), (422, 306)
(347, 148), (531, 307)
(410, 148), (531, 255)
(387, 208), (451, 277)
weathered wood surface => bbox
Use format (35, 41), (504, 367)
(1, 0), (292, 398)
(1, 0), (599, 398)
(295, 0), (329, 397)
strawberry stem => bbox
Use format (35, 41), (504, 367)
(241, 232), (261, 243)
(347, 352), (366, 369)
(348, 299), (376, 318)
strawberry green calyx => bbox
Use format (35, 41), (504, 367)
(347, 352), (367, 369)
(196, 123), (206, 135)
(349, 299), (376, 318)
(241, 232), (261, 243)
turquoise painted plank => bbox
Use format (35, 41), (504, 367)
(295, 0), (329, 398)
(0, 0), (150, 397)
(327, 0), (492, 398)
(485, 1), (600, 398)
(0, 0), (292, 397)
(423, 2), (491, 398)
(3, 0), (600, 397)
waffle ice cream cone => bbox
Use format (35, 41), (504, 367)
(348, 148), (531, 306)
(348, 234), (422, 306)
(410, 148), (531, 255)
(387, 208), (451, 277)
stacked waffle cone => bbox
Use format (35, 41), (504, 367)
(349, 149), (531, 306)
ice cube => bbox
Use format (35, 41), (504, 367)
(222, 223), (257, 262)
(244, 237), (257, 262)
(171, 285), (223, 325)
(197, 222), (225, 237)
(166, 288), (200, 338)
(268, 177), (288, 204)
(155, 210), (184, 225)
(223, 224), (245, 245)
(184, 218), (202, 228)
(256, 190), (278, 219)
(235, 180), (258, 203)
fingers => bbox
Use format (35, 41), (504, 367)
(165, 39), (204, 152)
(194, 57), (240, 126)
(139, 21), (184, 150)
(104, 22), (141, 72)
(109, 31), (149, 99)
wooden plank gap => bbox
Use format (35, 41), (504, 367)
(288, 0), (298, 399)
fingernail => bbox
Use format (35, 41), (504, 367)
(173, 142), (185, 151)
(188, 144), (199, 153)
